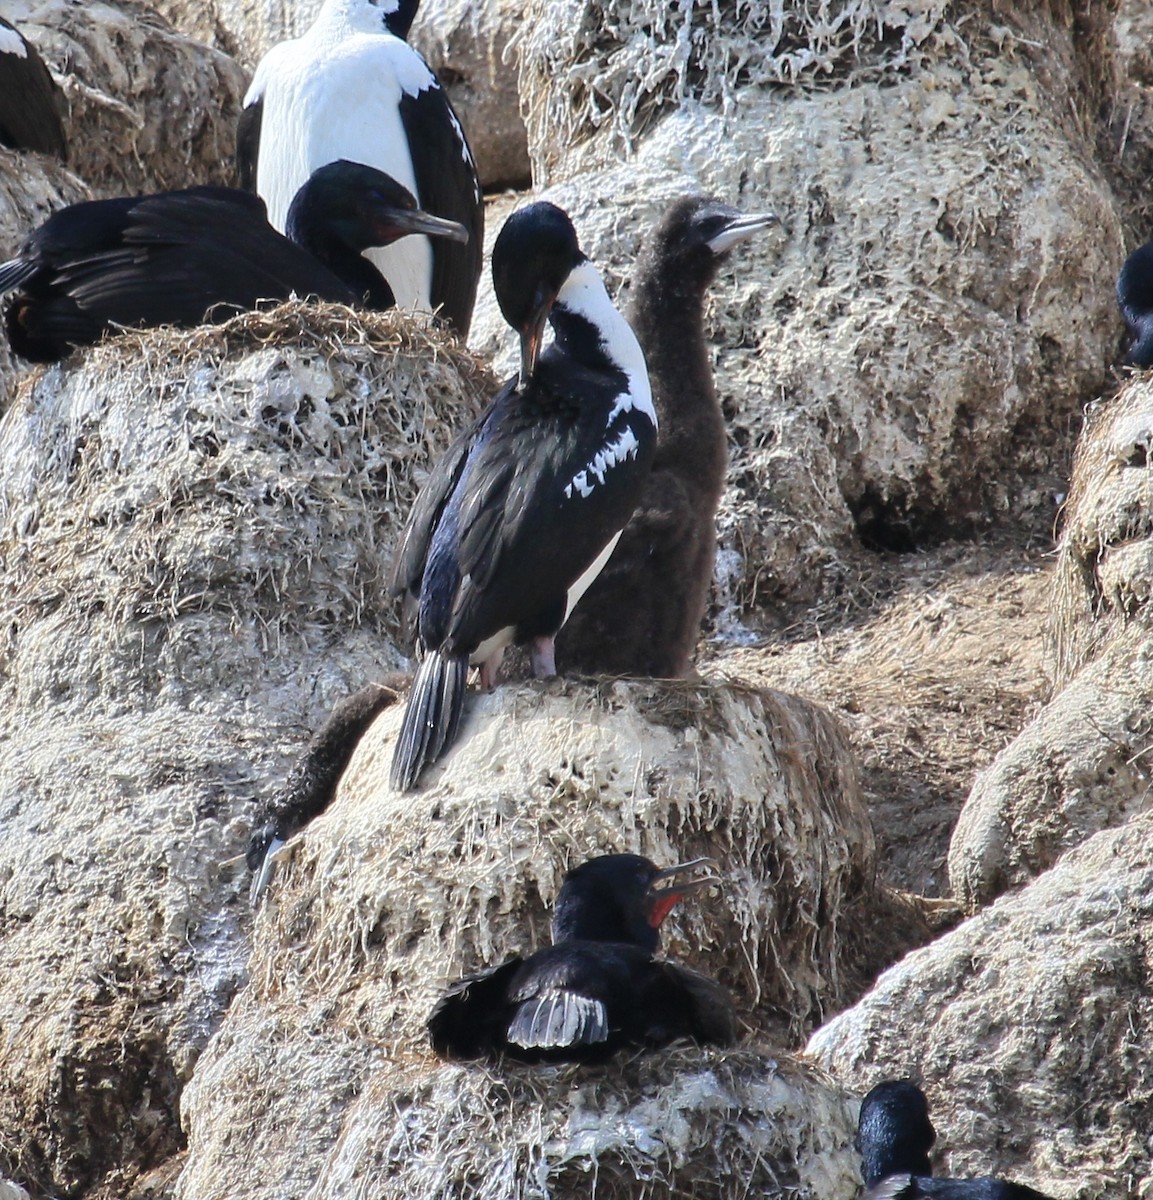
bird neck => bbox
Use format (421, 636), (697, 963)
(287, 205), (395, 308)
(858, 1126), (933, 1187)
(627, 259), (725, 475)
(549, 261), (656, 424)
(551, 887), (659, 953)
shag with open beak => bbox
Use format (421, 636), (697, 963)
(427, 852), (736, 1063)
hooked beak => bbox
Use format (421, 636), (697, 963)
(517, 282), (556, 386)
(374, 208), (470, 246)
(644, 856), (722, 928)
(707, 211), (782, 255)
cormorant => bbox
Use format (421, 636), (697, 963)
(0, 18), (66, 159)
(557, 195), (779, 677)
(247, 681), (400, 903)
(0, 159), (468, 362)
(238, 0), (483, 338)
(428, 852), (735, 1063)
(1117, 242), (1153, 367)
(858, 1080), (1058, 1199)
(389, 201), (657, 792)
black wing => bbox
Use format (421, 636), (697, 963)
(53, 189), (357, 325)
(0, 20), (66, 159)
(236, 95), (262, 191)
(427, 957), (524, 1060)
(645, 961), (737, 1047)
(440, 361), (656, 653)
(398, 82), (483, 338)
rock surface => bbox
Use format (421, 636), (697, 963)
(948, 379), (1153, 909)
(2, 0), (246, 196)
(0, 306), (485, 1198)
(809, 810), (1153, 1200)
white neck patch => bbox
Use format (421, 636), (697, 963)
(555, 260), (655, 426)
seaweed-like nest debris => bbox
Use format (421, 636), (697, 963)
(0, 301), (493, 644)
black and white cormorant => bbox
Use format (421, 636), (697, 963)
(1116, 242), (1153, 367)
(858, 1080), (1058, 1200)
(238, 0), (483, 338)
(389, 201), (658, 792)
(0, 159), (468, 362)
(428, 853), (735, 1063)
(0, 18), (66, 159)
(247, 681), (400, 903)
(558, 195), (779, 678)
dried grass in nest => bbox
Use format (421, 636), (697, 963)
(0, 302), (493, 657)
(1049, 379), (1153, 687)
(311, 1046), (859, 1200)
(251, 676), (875, 1046)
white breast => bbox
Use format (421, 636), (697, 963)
(251, 32), (436, 312)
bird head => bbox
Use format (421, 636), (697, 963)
(289, 160), (469, 252)
(857, 1079), (937, 1187)
(492, 202), (587, 387)
(551, 852), (721, 953)
(646, 196), (781, 282)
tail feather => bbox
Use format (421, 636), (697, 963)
(0, 257), (36, 295)
(390, 652), (468, 791)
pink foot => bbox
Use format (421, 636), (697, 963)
(530, 636), (557, 679)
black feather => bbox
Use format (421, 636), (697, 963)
(389, 652), (468, 792)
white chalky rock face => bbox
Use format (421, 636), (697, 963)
(949, 381), (1153, 910)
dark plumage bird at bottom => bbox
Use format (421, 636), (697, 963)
(1117, 242), (1153, 368)
(0, 158), (469, 362)
(428, 853), (735, 1063)
(858, 1080), (1058, 1200)
(389, 202), (657, 791)
(557, 195), (779, 678)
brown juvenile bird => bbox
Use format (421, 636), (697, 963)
(556, 195), (778, 677)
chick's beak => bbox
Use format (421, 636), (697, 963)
(707, 211), (782, 255)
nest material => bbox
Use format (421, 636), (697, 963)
(0, 303), (488, 1197)
(182, 980), (863, 1200)
(482, 0), (1125, 620)
(4, 0), (247, 195)
(0, 303), (490, 655)
(1050, 378), (1153, 687)
(247, 676), (876, 1046)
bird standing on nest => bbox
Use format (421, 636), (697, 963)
(389, 202), (657, 792)
(857, 1080), (1058, 1199)
(557, 195), (780, 678)
(428, 852), (735, 1063)
(0, 159), (468, 363)
(238, 0), (483, 337)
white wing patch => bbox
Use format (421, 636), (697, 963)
(508, 989), (609, 1049)
(565, 424), (641, 500)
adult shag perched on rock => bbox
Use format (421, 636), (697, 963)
(858, 1080), (1058, 1199)
(0, 18), (66, 159)
(389, 202), (657, 792)
(238, 0), (483, 338)
(557, 195), (779, 678)
(428, 853), (735, 1063)
(0, 159), (468, 362)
